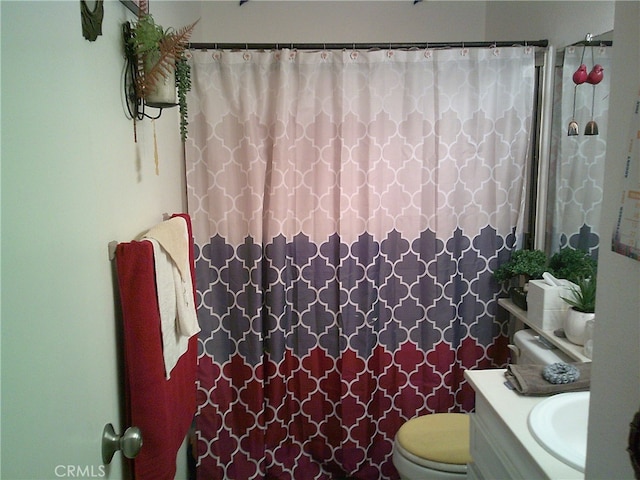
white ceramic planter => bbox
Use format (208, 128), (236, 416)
(564, 308), (595, 346)
(144, 55), (176, 107)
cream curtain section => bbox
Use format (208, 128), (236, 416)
(186, 47), (533, 248)
(185, 46), (535, 480)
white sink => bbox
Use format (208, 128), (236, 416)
(528, 391), (590, 472)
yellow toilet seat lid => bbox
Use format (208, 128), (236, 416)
(396, 413), (471, 465)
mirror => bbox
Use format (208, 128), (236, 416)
(545, 32), (613, 261)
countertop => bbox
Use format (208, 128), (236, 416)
(465, 368), (584, 480)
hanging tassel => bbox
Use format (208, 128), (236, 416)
(133, 117), (138, 143)
(153, 119), (159, 175)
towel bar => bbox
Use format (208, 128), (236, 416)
(109, 214), (173, 261)
(108, 241), (118, 261)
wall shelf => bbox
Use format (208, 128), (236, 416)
(498, 298), (591, 363)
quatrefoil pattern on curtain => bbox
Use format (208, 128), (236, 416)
(186, 47), (535, 479)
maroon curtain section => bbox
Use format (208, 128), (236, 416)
(193, 229), (511, 479)
(115, 213), (197, 480)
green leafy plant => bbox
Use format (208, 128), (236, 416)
(175, 56), (191, 141)
(493, 249), (548, 286)
(561, 275), (597, 313)
(548, 248), (597, 284)
(128, 11), (198, 141)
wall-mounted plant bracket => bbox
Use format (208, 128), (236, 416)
(122, 21), (174, 126)
(122, 14), (197, 143)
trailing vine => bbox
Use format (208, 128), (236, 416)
(175, 55), (191, 142)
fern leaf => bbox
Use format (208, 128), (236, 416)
(137, 20), (198, 98)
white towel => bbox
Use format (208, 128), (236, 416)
(143, 217), (200, 378)
(144, 217), (190, 281)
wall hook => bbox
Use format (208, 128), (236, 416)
(102, 423), (143, 464)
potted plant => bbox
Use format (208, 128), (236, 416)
(493, 249), (548, 310)
(548, 247), (597, 284)
(561, 273), (596, 345)
(127, 10), (198, 141)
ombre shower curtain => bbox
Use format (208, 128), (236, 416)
(185, 46), (535, 479)
(547, 45), (611, 259)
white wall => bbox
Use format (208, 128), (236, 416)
(1, 1), (188, 478)
(191, 1), (488, 44)
(486, 1), (615, 48)
(586, 2), (640, 478)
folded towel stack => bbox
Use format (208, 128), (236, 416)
(505, 362), (591, 396)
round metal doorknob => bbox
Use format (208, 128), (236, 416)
(102, 423), (143, 464)
(120, 426), (143, 458)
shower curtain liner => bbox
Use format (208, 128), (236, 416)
(185, 45), (535, 479)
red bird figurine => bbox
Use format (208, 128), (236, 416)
(587, 64), (604, 85)
(572, 64), (588, 84)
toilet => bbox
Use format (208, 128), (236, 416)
(392, 329), (570, 479)
(510, 328), (572, 364)
(392, 413), (470, 479)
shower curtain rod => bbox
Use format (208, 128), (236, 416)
(571, 40), (612, 47)
(188, 39), (549, 51)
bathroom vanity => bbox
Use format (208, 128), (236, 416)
(465, 369), (584, 479)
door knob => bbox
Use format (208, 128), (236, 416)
(102, 423), (143, 464)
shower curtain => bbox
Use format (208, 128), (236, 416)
(548, 45), (611, 259)
(185, 46), (535, 480)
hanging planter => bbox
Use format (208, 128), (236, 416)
(124, 6), (198, 142)
(143, 53), (176, 107)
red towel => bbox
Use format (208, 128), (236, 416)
(115, 213), (197, 480)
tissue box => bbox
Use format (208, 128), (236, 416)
(527, 279), (572, 331)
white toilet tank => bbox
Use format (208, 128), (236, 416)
(511, 329), (572, 364)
